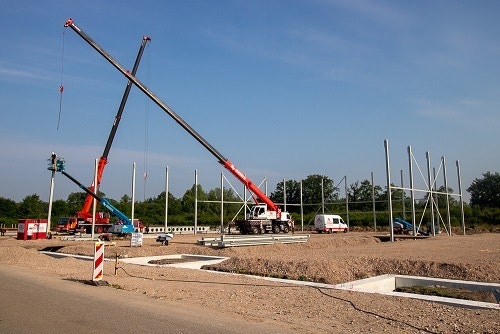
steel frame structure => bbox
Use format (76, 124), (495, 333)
(384, 139), (466, 242)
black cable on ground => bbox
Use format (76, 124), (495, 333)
(313, 286), (438, 334)
(114, 266), (438, 334)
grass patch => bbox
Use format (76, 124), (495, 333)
(395, 285), (497, 303)
(109, 283), (124, 290)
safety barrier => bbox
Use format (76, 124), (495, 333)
(0, 227), (17, 236)
(93, 242), (104, 281)
(146, 225), (211, 234)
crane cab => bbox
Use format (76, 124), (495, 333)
(250, 204), (277, 220)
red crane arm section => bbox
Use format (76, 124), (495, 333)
(222, 160), (278, 212)
(64, 18), (282, 218)
(79, 157), (107, 217)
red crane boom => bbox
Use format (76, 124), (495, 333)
(65, 18), (280, 216)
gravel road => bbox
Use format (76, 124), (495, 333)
(0, 232), (498, 333)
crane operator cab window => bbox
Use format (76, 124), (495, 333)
(252, 206), (265, 218)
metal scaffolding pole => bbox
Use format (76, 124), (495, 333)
(371, 171), (377, 231)
(300, 181), (304, 232)
(407, 146), (416, 236)
(456, 160), (466, 235)
(164, 166), (169, 231)
(401, 169), (406, 220)
(47, 153), (57, 238)
(91, 159), (98, 239)
(283, 178), (287, 212)
(426, 152), (435, 236)
(384, 139), (394, 242)
(131, 162), (136, 232)
(321, 178), (325, 214)
(194, 169), (198, 234)
(220, 172), (224, 241)
(244, 182), (247, 220)
(442, 157), (452, 235)
(433, 167), (440, 234)
(345, 175), (350, 227)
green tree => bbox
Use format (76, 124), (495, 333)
(50, 199), (69, 225)
(303, 174), (338, 213)
(155, 191), (182, 216)
(467, 171), (500, 208)
(270, 175), (338, 215)
(112, 194), (131, 217)
(67, 190), (107, 215)
(132, 192), (184, 227)
(0, 197), (17, 218)
(348, 179), (382, 211)
(136, 194), (167, 226)
(120, 194), (131, 205)
(0, 197), (18, 225)
(166, 192), (182, 215)
(207, 187), (241, 222)
(17, 194), (46, 218)
(270, 179), (301, 211)
(67, 192), (87, 214)
(181, 184), (206, 214)
(435, 186), (456, 206)
(181, 186), (195, 214)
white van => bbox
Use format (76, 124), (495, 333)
(314, 214), (348, 233)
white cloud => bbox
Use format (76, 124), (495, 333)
(321, 0), (412, 26)
(0, 67), (45, 80)
(413, 98), (500, 129)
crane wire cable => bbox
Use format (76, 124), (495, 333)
(57, 28), (66, 130)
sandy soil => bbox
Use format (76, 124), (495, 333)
(0, 231), (498, 333)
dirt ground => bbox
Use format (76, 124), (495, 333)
(0, 231), (498, 333)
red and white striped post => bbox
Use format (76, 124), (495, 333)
(93, 242), (104, 281)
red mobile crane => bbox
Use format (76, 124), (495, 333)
(64, 18), (293, 234)
(55, 34), (150, 234)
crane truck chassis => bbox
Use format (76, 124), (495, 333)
(234, 206), (294, 234)
(64, 18), (294, 234)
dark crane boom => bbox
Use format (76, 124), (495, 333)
(79, 35), (150, 217)
(64, 18), (279, 214)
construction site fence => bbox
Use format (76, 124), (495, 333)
(146, 225), (211, 234)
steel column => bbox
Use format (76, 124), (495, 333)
(384, 139), (394, 242)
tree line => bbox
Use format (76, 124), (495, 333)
(1, 172), (499, 229)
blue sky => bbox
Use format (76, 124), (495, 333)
(1, 0), (499, 203)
